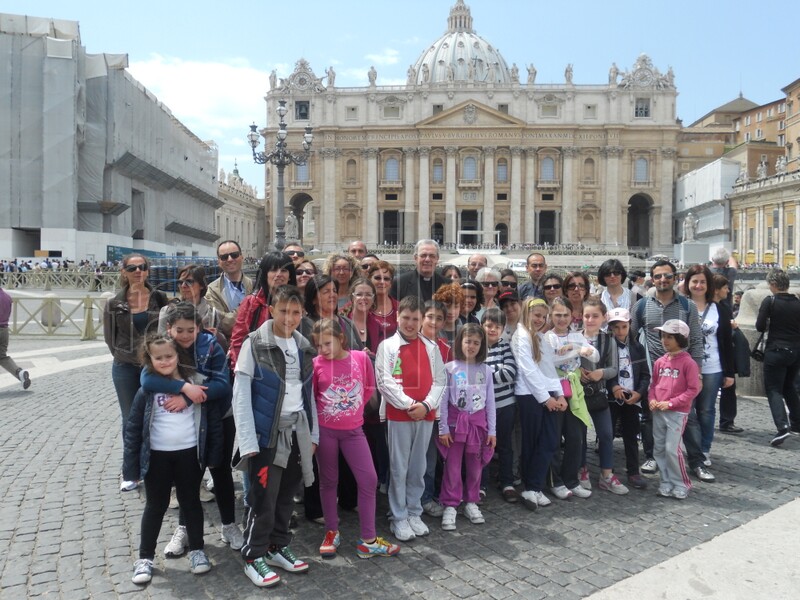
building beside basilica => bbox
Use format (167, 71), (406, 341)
(257, 0), (680, 253)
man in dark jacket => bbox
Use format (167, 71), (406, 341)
(390, 239), (446, 303)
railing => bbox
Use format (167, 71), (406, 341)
(7, 294), (108, 339)
(1, 272), (118, 291)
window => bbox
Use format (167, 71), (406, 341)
(584, 104), (597, 119)
(735, 121), (740, 132)
(497, 104), (509, 114)
(296, 162), (309, 182)
(788, 225), (795, 251)
(634, 98), (650, 118)
(779, 102), (786, 113)
(496, 193), (508, 202)
(582, 158), (595, 182)
(385, 194), (398, 201)
(463, 156), (477, 179)
(433, 104), (444, 115)
(779, 134), (786, 147)
(542, 193), (554, 202)
(384, 157), (400, 181)
(432, 193), (443, 201)
(541, 104), (558, 117)
(748, 227), (754, 250)
(382, 105), (400, 119)
(634, 158), (648, 182)
(497, 158), (508, 183)
(432, 158), (444, 183)
(745, 132), (751, 142)
(745, 115), (751, 126)
(345, 106), (358, 120)
(541, 157), (555, 180)
(756, 112), (762, 122)
(295, 101), (310, 120)
(768, 108), (774, 118)
(756, 128), (763, 139)
(779, 120), (785, 130)
(346, 159), (357, 182)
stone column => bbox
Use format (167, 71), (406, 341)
(403, 147), (417, 244)
(320, 148), (339, 250)
(510, 147), (523, 245)
(418, 147), (431, 240)
(525, 147), (537, 243)
(560, 147), (577, 242)
(363, 148), (379, 246)
(445, 147), (458, 245)
(795, 204), (800, 267)
(658, 147), (677, 252)
(756, 206), (764, 264)
(482, 146), (496, 245)
(602, 146), (623, 246)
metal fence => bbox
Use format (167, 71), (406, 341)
(7, 294), (106, 339)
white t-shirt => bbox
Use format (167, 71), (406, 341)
(275, 335), (304, 414)
(150, 392), (196, 451)
(700, 303), (722, 374)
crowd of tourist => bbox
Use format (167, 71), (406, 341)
(93, 237), (800, 589)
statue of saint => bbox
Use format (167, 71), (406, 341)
(269, 69), (277, 90)
(776, 155), (787, 174)
(756, 160), (767, 179)
(407, 65), (416, 85)
(527, 64), (537, 84)
(467, 61), (474, 81)
(608, 63), (618, 85)
(682, 212), (698, 243)
(325, 66), (335, 87)
(510, 63), (519, 83)
(565, 64), (573, 84)
(421, 63), (430, 83)
(285, 213), (299, 240)
(368, 65), (377, 85)
(446, 63), (454, 82)
(487, 62), (496, 83)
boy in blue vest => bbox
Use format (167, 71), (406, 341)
(232, 285), (318, 588)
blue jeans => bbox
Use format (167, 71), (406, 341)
(111, 360), (142, 436)
(582, 406), (614, 470)
(696, 372), (722, 453)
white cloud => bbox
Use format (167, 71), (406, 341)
(364, 48), (400, 66)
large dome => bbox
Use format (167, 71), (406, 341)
(411, 0), (512, 86)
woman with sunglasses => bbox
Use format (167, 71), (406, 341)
(295, 260), (318, 293)
(499, 269), (518, 292)
(597, 259), (638, 313)
(541, 273), (565, 307)
(228, 252), (296, 368)
(459, 280), (484, 326)
(104, 253), (169, 491)
(475, 267), (502, 320)
(158, 265), (224, 346)
(563, 272), (591, 332)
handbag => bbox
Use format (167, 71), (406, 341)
(750, 296), (774, 362)
(560, 378), (573, 398)
(583, 384), (608, 411)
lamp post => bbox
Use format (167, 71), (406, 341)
(247, 99), (313, 251)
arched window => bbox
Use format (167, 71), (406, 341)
(541, 157), (555, 181)
(296, 162), (309, 182)
(431, 222), (444, 244)
(496, 158), (508, 183)
(346, 159), (356, 182)
(634, 157), (648, 182)
(463, 156), (477, 180)
(384, 157), (399, 181)
(583, 158), (595, 183)
(432, 158), (444, 183)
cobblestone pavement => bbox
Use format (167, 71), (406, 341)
(1, 338), (799, 599)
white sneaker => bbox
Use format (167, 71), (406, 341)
(199, 484), (215, 503)
(702, 452), (712, 467)
(569, 485), (592, 499)
(531, 490), (551, 507)
(120, 480), (138, 492)
(550, 485), (573, 500)
(205, 478), (215, 492)
(390, 519), (416, 541)
(18, 370), (31, 390)
(221, 523), (244, 551)
(164, 525), (188, 557)
(407, 515), (429, 536)
(168, 489), (179, 509)
(463, 502), (485, 524)
(641, 458), (658, 474)
(441, 507), (457, 531)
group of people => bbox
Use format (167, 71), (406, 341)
(102, 237), (800, 589)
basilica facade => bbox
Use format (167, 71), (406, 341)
(259, 1), (679, 253)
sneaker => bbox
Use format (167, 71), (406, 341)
(357, 536), (400, 558)
(578, 466), (592, 490)
(702, 452), (712, 467)
(199, 484), (215, 503)
(627, 474), (649, 490)
(205, 478), (215, 492)
(188, 549), (211, 574)
(244, 556), (281, 588)
(641, 458), (658, 474)
(502, 486), (520, 503)
(390, 519), (416, 541)
(771, 430), (791, 447)
(422, 500), (444, 518)
(221, 523), (244, 551)
(524, 490), (552, 508)
(441, 507), (457, 530)
(519, 491), (538, 511)
(164, 525), (188, 557)
(478, 488), (487, 503)
(693, 466), (716, 482)
(598, 474), (629, 495)
(463, 502), (485, 524)
(265, 546), (309, 573)
(131, 558), (153, 585)
(719, 424), (744, 433)
(569, 485), (592, 499)
(319, 530), (340, 558)
(657, 484), (673, 498)
(407, 515), (429, 537)
(168, 489), (179, 509)
(378, 482), (388, 495)
(550, 485), (573, 500)
(17, 369), (31, 390)
(672, 488), (688, 500)
(120, 479), (138, 492)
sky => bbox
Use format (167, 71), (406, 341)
(5, 0), (795, 193)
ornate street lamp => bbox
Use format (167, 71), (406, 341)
(248, 99), (313, 251)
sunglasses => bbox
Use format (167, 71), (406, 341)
(607, 271), (623, 277)
(360, 264), (371, 270)
(501, 281), (517, 288)
(124, 264), (148, 272)
(481, 281), (499, 288)
(652, 273), (675, 280)
(296, 269), (315, 276)
(218, 251), (241, 261)
(286, 250), (305, 257)
(543, 283), (562, 291)
(178, 279), (196, 286)
(567, 283), (587, 290)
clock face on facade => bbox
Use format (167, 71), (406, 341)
(633, 68), (653, 87)
(294, 74), (310, 90)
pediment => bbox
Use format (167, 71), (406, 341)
(417, 100), (526, 128)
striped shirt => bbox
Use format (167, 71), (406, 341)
(485, 339), (517, 409)
(630, 294), (703, 368)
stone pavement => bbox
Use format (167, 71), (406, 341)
(1, 337), (799, 599)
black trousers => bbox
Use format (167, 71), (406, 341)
(609, 402), (642, 476)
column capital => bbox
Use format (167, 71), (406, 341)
(525, 146), (539, 157)
(482, 146), (497, 156)
(418, 146), (432, 157)
(561, 146), (578, 158)
(361, 147), (379, 159)
(402, 146), (418, 156)
(601, 145), (624, 157)
(320, 148), (339, 159)
(510, 146), (525, 156)
(661, 147), (677, 158)
(445, 146), (459, 157)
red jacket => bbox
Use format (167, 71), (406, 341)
(229, 290), (270, 367)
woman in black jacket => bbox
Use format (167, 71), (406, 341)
(756, 269), (800, 446)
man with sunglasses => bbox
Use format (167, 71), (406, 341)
(206, 240), (254, 340)
(518, 253), (548, 300)
(283, 243), (306, 267)
(630, 260), (715, 483)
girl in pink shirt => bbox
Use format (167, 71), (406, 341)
(312, 318), (399, 559)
